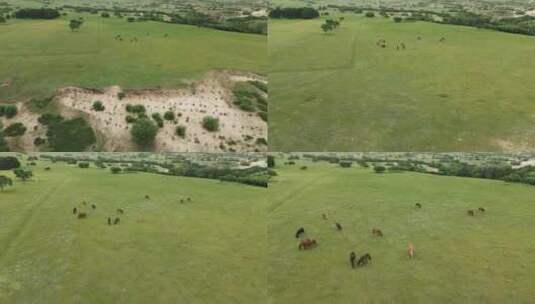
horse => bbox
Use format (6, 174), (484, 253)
(335, 223), (343, 231)
(478, 207), (486, 212)
(117, 208), (124, 214)
(77, 213), (87, 219)
(107, 217), (111, 225)
(408, 242), (415, 259)
(91, 204), (96, 210)
(356, 253), (372, 267)
(295, 227), (305, 238)
(467, 210), (475, 216)
(372, 228), (383, 237)
(350, 252), (357, 268)
(322, 214), (328, 220)
(73, 207), (77, 214)
(415, 203), (422, 209)
(298, 239), (317, 250)
(114, 217), (120, 225)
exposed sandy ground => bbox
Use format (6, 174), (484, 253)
(0, 103), (47, 151)
(1, 71), (267, 152)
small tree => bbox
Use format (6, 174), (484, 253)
(394, 17), (403, 23)
(3, 122), (26, 137)
(373, 165), (386, 173)
(110, 167), (121, 174)
(0, 175), (12, 191)
(131, 119), (158, 147)
(164, 111), (175, 121)
(267, 155), (275, 168)
(78, 162), (90, 168)
(69, 19), (83, 31)
(340, 161), (352, 168)
(13, 168), (33, 181)
(365, 12), (375, 18)
(92, 101), (105, 111)
(101, 12), (110, 18)
(175, 125), (186, 138)
(321, 22), (333, 33)
(202, 116), (220, 132)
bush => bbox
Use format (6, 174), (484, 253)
(267, 155), (275, 168)
(164, 111), (175, 121)
(202, 116), (220, 132)
(118, 92), (126, 100)
(256, 137), (268, 145)
(0, 156), (20, 170)
(46, 117), (96, 151)
(151, 113), (164, 128)
(394, 17), (403, 23)
(125, 115), (136, 123)
(101, 12), (110, 18)
(340, 161), (352, 168)
(258, 111), (267, 122)
(0, 104), (18, 118)
(110, 167), (122, 174)
(365, 12), (375, 18)
(3, 122), (26, 137)
(373, 165), (386, 173)
(38, 113), (63, 125)
(175, 125), (186, 138)
(14, 8), (60, 19)
(92, 100), (105, 111)
(131, 119), (158, 147)
(78, 162), (90, 168)
(248, 80), (267, 93)
(34, 137), (46, 146)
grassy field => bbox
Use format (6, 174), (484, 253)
(269, 14), (535, 151)
(0, 157), (267, 303)
(0, 12), (267, 100)
(268, 157), (535, 303)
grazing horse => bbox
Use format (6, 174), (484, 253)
(335, 223), (343, 231)
(298, 238), (317, 250)
(467, 210), (475, 216)
(78, 213), (87, 219)
(401, 42), (406, 49)
(145, 195), (150, 199)
(408, 242), (415, 259)
(415, 203), (422, 209)
(295, 227), (305, 238)
(114, 217), (120, 225)
(439, 37), (446, 42)
(73, 207), (77, 215)
(356, 253), (372, 267)
(117, 208), (124, 214)
(478, 207), (486, 212)
(372, 228), (383, 237)
(91, 204), (96, 210)
(107, 217), (111, 225)
(350, 252), (357, 268)
(322, 214), (328, 220)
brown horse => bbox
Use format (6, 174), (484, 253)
(356, 253), (372, 267)
(408, 242), (415, 259)
(77, 213), (87, 219)
(372, 228), (383, 237)
(467, 210), (475, 216)
(350, 252), (357, 268)
(298, 239), (317, 250)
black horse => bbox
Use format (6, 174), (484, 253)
(114, 217), (120, 225)
(350, 252), (357, 269)
(356, 253), (372, 267)
(335, 223), (343, 231)
(107, 217), (112, 225)
(295, 227), (305, 238)
(73, 207), (77, 214)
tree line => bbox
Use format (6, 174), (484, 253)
(14, 8), (60, 19)
(269, 7), (320, 19)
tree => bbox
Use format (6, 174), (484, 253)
(267, 155), (275, 168)
(175, 125), (186, 138)
(365, 12), (375, 18)
(373, 165), (386, 173)
(340, 161), (352, 168)
(131, 119), (158, 147)
(110, 167), (122, 174)
(78, 162), (90, 168)
(13, 168), (33, 181)
(0, 16), (6, 23)
(92, 101), (105, 111)
(101, 12), (110, 18)
(0, 156), (20, 170)
(164, 111), (175, 121)
(3, 122), (27, 137)
(0, 104), (18, 118)
(202, 116), (220, 132)
(0, 175), (12, 191)
(69, 19), (83, 32)
(321, 23), (333, 33)
(394, 17), (403, 23)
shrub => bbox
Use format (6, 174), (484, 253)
(164, 111), (175, 121)
(340, 161), (352, 168)
(0, 104), (18, 118)
(78, 162), (90, 168)
(394, 17), (403, 23)
(38, 113), (63, 125)
(248, 80), (267, 93)
(258, 111), (267, 122)
(175, 125), (186, 138)
(374, 165), (386, 173)
(256, 137), (268, 145)
(267, 155), (275, 168)
(151, 113), (164, 128)
(34, 137), (46, 146)
(14, 8), (60, 19)
(118, 92), (126, 100)
(131, 119), (158, 147)
(46, 117), (96, 151)
(101, 12), (110, 18)
(110, 167), (122, 174)
(365, 12), (375, 18)
(3, 122), (27, 137)
(125, 115), (137, 123)
(202, 116), (220, 132)
(92, 100), (105, 111)
(0, 156), (20, 170)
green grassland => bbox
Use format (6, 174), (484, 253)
(0, 158), (267, 303)
(269, 14), (535, 151)
(0, 12), (267, 100)
(268, 157), (535, 303)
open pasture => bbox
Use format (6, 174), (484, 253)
(0, 157), (267, 303)
(269, 14), (535, 151)
(268, 157), (535, 303)
(0, 12), (267, 100)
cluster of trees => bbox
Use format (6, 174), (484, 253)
(14, 8), (60, 19)
(169, 162), (268, 187)
(321, 18), (342, 33)
(269, 7), (320, 19)
(3, 122), (26, 137)
(0, 104), (18, 118)
(38, 114), (96, 151)
(69, 19), (83, 31)
(0, 156), (20, 170)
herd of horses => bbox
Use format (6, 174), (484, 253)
(296, 202), (486, 269)
(72, 200), (124, 224)
(376, 35), (446, 50)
